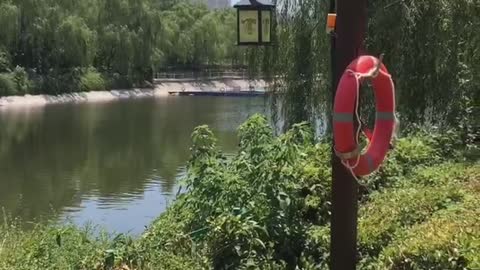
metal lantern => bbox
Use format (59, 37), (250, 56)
(233, 0), (275, 45)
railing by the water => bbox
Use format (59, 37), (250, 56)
(153, 70), (250, 82)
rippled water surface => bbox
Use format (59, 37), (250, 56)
(0, 96), (266, 234)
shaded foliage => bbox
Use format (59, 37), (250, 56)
(253, 0), (479, 150)
(366, 0), (480, 146)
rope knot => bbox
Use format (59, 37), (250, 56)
(364, 53), (384, 78)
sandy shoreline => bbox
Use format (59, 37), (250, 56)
(0, 79), (266, 108)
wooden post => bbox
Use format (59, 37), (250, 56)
(330, 0), (368, 269)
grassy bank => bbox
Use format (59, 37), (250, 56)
(1, 115), (478, 270)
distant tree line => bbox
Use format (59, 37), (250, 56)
(0, 0), (245, 95)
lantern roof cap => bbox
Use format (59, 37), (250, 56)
(233, 0), (275, 8)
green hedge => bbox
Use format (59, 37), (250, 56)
(359, 161), (479, 266)
(0, 68), (33, 96)
(366, 135), (439, 189)
(12, 66), (32, 95)
(376, 197), (480, 269)
(0, 50), (10, 73)
(0, 73), (16, 96)
(0, 224), (110, 270)
(358, 184), (465, 260)
(80, 68), (106, 92)
(29, 68), (107, 95)
(401, 162), (480, 187)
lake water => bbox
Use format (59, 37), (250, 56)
(0, 96), (266, 234)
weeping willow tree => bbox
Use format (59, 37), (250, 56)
(0, 0), (245, 95)
(251, 0), (478, 147)
(366, 0), (479, 145)
(248, 0), (331, 133)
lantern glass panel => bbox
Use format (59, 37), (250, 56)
(239, 10), (259, 43)
(261, 10), (271, 43)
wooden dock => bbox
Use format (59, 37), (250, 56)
(168, 90), (267, 97)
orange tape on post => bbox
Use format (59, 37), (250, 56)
(326, 13), (337, 33)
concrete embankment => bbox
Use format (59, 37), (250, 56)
(0, 79), (266, 108)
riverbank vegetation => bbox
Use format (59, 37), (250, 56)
(1, 115), (478, 269)
(0, 0), (242, 96)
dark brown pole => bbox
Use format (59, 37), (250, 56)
(330, 0), (368, 269)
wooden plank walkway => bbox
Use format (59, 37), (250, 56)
(168, 90), (267, 97)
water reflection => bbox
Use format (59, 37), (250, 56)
(0, 96), (266, 233)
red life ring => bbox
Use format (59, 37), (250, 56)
(333, 55), (396, 177)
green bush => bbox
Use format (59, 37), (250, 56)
(107, 72), (134, 90)
(137, 117), (476, 269)
(80, 68), (106, 91)
(138, 115), (328, 269)
(0, 223), (111, 270)
(375, 197), (480, 270)
(403, 162), (480, 187)
(428, 130), (464, 159)
(393, 136), (439, 167)
(359, 161), (480, 264)
(0, 68), (32, 96)
(358, 184), (465, 260)
(301, 225), (330, 269)
(12, 66), (32, 95)
(0, 72), (16, 96)
(0, 49), (10, 73)
(34, 69), (83, 95)
(366, 135), (440, 189)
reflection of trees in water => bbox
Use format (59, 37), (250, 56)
(0, 97), (265, 224)
(0, 108), (45, 158)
